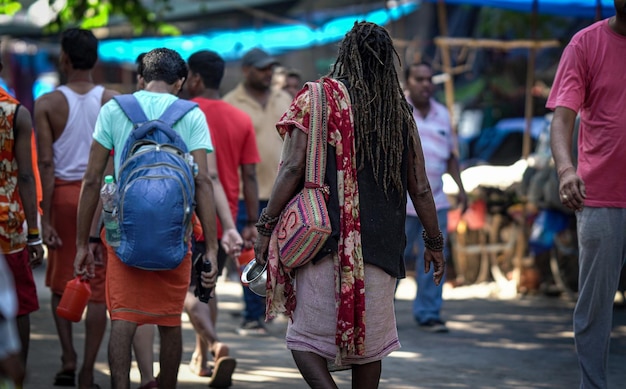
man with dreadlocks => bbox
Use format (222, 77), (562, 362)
(254, 21), (445, 387)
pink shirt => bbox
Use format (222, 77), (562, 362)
(546, 18), (626, 208)
(405, 97), (455, 215)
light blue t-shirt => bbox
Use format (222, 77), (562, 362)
(93, 90), (213, 178)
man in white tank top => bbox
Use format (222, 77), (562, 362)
(34, 28), (118, 389)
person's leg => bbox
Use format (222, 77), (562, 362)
(51, 293), (77, 373)
(352, 361), (382, 389)
(242, 289), (266, 322)
(132, 324), (156, 386)
(291, 350), (338, 389)
(207, 296), (230, 359)
(238, 200), (268, 334)
(15, 315), (30, 364)
(413, 209), (448, 326)
(157, 325), (182, 389)
(79, 301), (107, 388)
(0, 352), (25, 388)
(574, 208), (626, 389)
(184, 291), (226, 376)
(0, 318), (25, 387)
(189, 333), (211, 377)
(109, 320), (137, 389)
(7, 249), (38, 366)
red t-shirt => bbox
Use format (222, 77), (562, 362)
(547, 19), (626, 208)
(192, 97), (261, 236)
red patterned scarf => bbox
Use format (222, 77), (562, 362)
(267, 77), (366, 363)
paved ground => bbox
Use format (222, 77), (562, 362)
(22, 263), (626, 388)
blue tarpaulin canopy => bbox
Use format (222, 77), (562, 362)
(425, 0), (614, 19)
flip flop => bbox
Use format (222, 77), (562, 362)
(189, 362), (212, 377)
(137, 379), (158, 389)
(53, 370), (75, 386)
(208, 357), (237, 388)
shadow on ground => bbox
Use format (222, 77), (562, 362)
(25, 263), (626, 389)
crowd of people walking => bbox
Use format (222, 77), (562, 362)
(1, 1), (625, 387)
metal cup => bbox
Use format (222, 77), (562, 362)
(240, 258), (267, 297)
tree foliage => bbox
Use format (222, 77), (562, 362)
(0, 0), (180, 36)
(477, 7), (570, 40)
(0, 0), (21, 15)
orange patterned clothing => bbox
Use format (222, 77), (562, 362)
(0, 88), (26, 254)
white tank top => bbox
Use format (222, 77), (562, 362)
(53, 85), (104, 180)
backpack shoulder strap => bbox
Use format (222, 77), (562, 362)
(113, 94), (149, 125)
(158, 99), (198, 127)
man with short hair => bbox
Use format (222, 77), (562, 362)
(223, 47), (292, 335)
(282, 68), (303, 98)
(403, 62), (467, 333)
(34, 27), (118, 388)
(185, 49), (259, 384)
(74, 47), (219, 389)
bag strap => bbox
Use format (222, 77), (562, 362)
(304, 80), (328, 187)
(114, 95), (197, 128)
(158, 99), (198, 127)
(113, 95), (149, 126)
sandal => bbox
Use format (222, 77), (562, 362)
(137, 379), (158, 389)
(208, 357), (237, 388)
(189, 363), (212, 377)
(54, 370), (76, 387)
(189, 352), (214, 377)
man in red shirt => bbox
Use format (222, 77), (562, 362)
(184, 49), (260, 386)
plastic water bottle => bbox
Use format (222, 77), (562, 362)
(101, 175), (121, 247)
(187, 154), (198, 177)
(56, 276), (91, 322)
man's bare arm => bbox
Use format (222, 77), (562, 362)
(14, 106), (39, 235)
(34, 94), (61, 247)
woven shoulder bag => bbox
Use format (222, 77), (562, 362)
(275, 80), (332, 271)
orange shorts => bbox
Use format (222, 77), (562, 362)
(45, 179), (106, 303)
(104, 234), (191, 327)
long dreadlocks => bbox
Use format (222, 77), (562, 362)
(329, 21), (417, 195)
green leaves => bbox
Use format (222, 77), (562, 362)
(0, 0), (22, 16)
(0, 0), (180, 36)
(477, 7), (569, 39)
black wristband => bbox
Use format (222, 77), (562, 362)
(422, 230), (444, 252)
(27, 233), (40, 240)
(89, 236), (102, 244)
(255, 208), (279, 237)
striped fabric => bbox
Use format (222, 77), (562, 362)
(276, 81), (331, 271)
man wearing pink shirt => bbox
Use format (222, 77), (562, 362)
(548, 1), (626, 387)
(403, 62), (467, 333)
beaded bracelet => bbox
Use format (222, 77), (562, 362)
(255, 208), (280, 237)
(27, 239), (43, 246)
(422, 230), (444, 252)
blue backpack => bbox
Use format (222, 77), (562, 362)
(113, 94), (197, 270)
